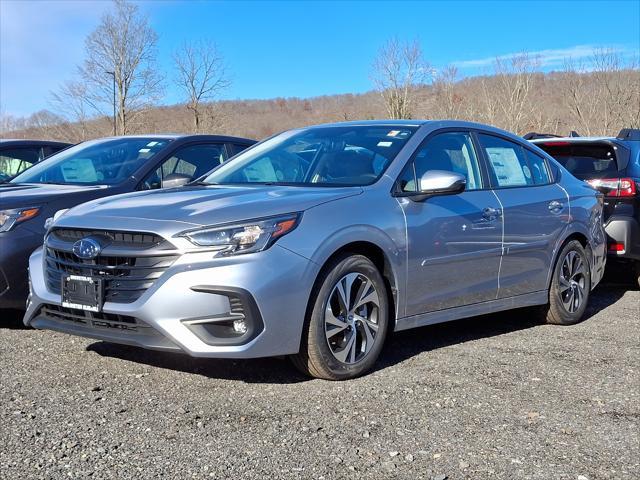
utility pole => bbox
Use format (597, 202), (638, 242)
(105, 71), (116, 135)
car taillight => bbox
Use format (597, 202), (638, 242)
(587, 178), (637, 197)
(608, 242), (625, 253)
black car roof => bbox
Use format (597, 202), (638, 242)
(0, 139), (72, 147)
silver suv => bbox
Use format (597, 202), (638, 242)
(25, 121), (606, 380)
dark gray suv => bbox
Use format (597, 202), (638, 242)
(531, 128), (640, 286)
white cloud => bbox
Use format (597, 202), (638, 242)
(452, 44), (636, 70)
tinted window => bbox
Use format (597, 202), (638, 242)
(523, 149), (551, 184)
(142, 144), (227, 190)
(202, 126), (417, 186)
(0, 147), (43, 178)
(11, 138), (171, 185)
(399, 132), (482, 192)
(535, 143), (618, 180)
(479, 134), (534, 187)
(231, 143), (251, 156)
(43, 144), (69, 157)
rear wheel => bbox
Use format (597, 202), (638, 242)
(540, 240), (591, 325)
(291, 254), (389, 380)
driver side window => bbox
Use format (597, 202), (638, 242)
(399, 132), (482, 192)
(141, 143), (226, 190)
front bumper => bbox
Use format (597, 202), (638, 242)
(0, 229), (42, 310)
(24, 245), (318, 358)
(605, 215), (640, 261)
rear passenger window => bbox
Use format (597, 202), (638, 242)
(523, 149), (551, 184)
(478, 134), (533, 187)
(0, 147), (43, 177)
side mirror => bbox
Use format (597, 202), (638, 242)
(414, 170), (466, 201)
(161, 173), (192, 189)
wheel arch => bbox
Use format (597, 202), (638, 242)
(307, 240), (400, 335)
(546, 228), (591, 291)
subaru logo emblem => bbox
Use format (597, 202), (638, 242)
(72, 237), (102, 259)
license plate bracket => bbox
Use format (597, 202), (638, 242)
(61, 275), (103, 312)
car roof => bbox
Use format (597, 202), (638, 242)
(530, 136), (618, 144)
(0, 139), (72, 147)
(74, 134), (257, 145)
(299, 119), (522, 136)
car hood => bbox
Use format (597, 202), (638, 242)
(0, 183), (108, 208)
(58, 185), (363, 229)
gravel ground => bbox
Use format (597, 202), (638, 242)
(1, 277), (638, 480)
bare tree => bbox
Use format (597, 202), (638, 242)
(432, 65), (464, 119)
(559, 58), (599, 135)
(78, 0), (162, 135)
(591, 48), (640, 132)
(560, 49), (640, 135)
(173, 39), (230, 133)
(371, 38), (430, 119)
(492, 53), (541, 133)
(51, 80), (92, 141)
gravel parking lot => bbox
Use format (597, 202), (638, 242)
(1, 274), (638, 480)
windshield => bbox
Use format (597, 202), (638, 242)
(202, 125), (418, 186)
(11, 138), (171, 185)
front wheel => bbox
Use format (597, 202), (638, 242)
(291, 254), (389, 380)
(541, 240), (592, 325)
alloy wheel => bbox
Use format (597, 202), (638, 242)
(324, 272), (381, 364)
(559, 250), (587, 313)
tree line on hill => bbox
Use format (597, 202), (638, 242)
(1, 0), (638, 143)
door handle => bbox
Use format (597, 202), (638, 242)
(548, 200), (564, 213)
(482, 206), (501, 219)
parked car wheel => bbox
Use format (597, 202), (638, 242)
(635, 261), (640, 289)
(292, 254), (389, 380)
(541, 240), (592, 325)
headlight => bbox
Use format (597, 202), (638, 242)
(44, 208), (69, 230)
(180, 213), (301, 255)
(0, 207), (41, 233)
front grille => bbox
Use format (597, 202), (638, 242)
(45, 248), (178, 304)
(38, 304), (143, 332)
(50, 228), (165, 248)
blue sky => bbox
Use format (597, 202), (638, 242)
(1, 0), (639, 117)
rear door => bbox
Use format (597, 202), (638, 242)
(477, 133), (568, 297)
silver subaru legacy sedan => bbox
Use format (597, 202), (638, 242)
(24, 121), (606, 380)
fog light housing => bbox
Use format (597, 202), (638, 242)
(182, 287), (264, 346)
(233, 318), (248, 334)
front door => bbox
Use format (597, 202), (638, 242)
(397, 131), (503, 316)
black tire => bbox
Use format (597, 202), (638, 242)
(635, 261), (640, 289)
(291, 254), (389, 380)
(540, 240), (591, 325)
